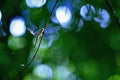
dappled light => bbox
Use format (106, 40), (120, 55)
(80, 61), (98, 80)
(54, 65), (77, 80)
(80, 3), (110, 29)
(80, 4), (95, 21)
(94, 9), (110, 28)
(51, 16), (59, 24)
(33, 37), (49, 49)
(115, 53), (120, 67)
(0, 10), (2, 24)
(0, 10), (6, 37)
(8, 36), (26, 51)
(76, 19), (84, 32)
(26, 0), (46, 8)
(1, 0), (120, 80)
(9, 17), (26, 37)
(33, 64), (53, 79)
(56, 6), (72, 29)
(108, 75), (120, 80)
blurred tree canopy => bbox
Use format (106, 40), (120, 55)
(0, 0), (120, 80)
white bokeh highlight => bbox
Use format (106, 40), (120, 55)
(9, 17), (26, 36)
(33, 64), (53, 79)
(26, 0), (46, 8)
(56, 6), (72, 29)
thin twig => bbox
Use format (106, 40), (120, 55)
(106, 0), (120, 28)
(13, 0), (59, 80)
(13, 34), (43, 80)
(44, 0), (58, 29)
(18, 33), (43, 80)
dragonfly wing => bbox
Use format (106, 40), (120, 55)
(45, 26), (60, 34)
(26, 21), (38, 35)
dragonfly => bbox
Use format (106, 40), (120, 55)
(15, 0), (59, 79)
(27, 21), (60, 48)
(27, 23), (45, 48)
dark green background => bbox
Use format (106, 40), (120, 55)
(0, 0), (120, 80)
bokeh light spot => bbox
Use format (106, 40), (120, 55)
(80, 4), (95, 21)
(56, 6), (72, 29)
(54, 66), (74, 80)
(33, 37), (49, 49)
(0, 10), (2, 26)
(8, 36), (26, 51)
(0, 10), (6, 37)
(9, 17), (26, 37)
(108, 75), (120, 80)
(51, 16), (59, 24)
(94, 9), (110, 28)
(26, 0), (46, 8)
(80, 61), (98, 80)
(23, 74), (33, 80)
(0, 10), (2, 21)
(33, 64), (53, 79)
(115, 53), (120, 67)
(76, 19), (84, 32)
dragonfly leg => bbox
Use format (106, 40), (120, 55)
(34, 35), (39, 48)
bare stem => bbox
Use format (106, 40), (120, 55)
(14, 0), (59, 80)
(106, 0), (120, 28)
(44, 0), (58, 29)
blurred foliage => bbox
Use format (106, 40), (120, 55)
(0, 0), (120, 80)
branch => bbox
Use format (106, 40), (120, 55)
(14, 33), (44, 80)
(44, 0), (58, 29)
(13, 0), (59, 80)
(106, 0), (120, 28)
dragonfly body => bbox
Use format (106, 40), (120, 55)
(34, 28), (45, 47)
